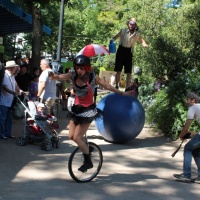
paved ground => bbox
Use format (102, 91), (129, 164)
(0, 110), (200, 200)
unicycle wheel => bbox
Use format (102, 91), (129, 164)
(68, 142), (103, 183)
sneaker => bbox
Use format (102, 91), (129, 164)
(78, 162), (93, 173)
(173, 173), (191, 182)
(0, 136), (8, 139)
(193, 177), (200, 184)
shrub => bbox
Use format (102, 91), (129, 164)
(143, 68), (200, 139)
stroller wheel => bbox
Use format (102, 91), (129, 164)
(28, 138), (34, 144)
(16, 137), (26, 146)
(51, 136), (60, 148)
(55, 139), (60, 149)
(41, 141), (52, 151)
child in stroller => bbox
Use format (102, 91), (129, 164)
(16, 99), (60, 151)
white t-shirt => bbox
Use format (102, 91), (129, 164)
(38, 69), (56, 99)
(187, 104), (200, 135)
(0, 70), (16, 107)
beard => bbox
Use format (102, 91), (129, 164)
(129, 27), (135, 33)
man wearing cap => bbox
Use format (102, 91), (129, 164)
(37, 59), (56, 115)
(0, 60), (20, 139)
(112, 17), (148, 90)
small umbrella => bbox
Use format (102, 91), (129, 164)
(77, 44), (110, 57)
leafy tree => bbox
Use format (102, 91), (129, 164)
(13, 0), (63, 69)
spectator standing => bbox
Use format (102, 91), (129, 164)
(0, 60), (20, 139)
(125, 78), (139, 98)
(37, 59), (56, 115)
(133, 78), (139, 98)
(67, 85), (75, 112)
(154, 78), (161, 92)
(31, 67), (40, 80)
(112, 17), (148, 90)
(29, 75), (39, 101)
(15, 57), (22, 66)
(15, 64), (31, 92)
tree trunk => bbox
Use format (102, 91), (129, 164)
(31, 6), (43, 71)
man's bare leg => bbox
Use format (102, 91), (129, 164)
(126, 73), (132, 89)
(115, 72), (121, 89)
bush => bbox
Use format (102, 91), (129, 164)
(143, 68), (200, 139)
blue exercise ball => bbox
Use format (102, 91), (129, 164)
(95, 93), (145, 143)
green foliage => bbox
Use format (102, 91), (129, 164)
(145, 68), (200, 139)
(138, 82), (155, 109)
(5, 0), (200, 140)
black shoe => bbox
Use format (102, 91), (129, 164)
(6, 136), (15, 139)
(0, 136), (8, 139)
(78, 162), (93, 173)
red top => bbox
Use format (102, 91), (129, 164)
(74, 82), (94, 107)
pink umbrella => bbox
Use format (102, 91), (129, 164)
(77, 44), (110, 57)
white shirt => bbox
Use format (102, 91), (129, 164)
(38, 69), (56, 99)
(187, 104), (200, 135)
(0, 70), (16, 107)
(119, 28), (140, 48)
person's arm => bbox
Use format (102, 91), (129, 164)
(179, 119), (193, 140)
(37, 81), (46, 97)
(49, 72), (72, 81)
(112, 30), (122, 41)
(138, 35), (148, 48)
(95, 75), (134, 96)
(2, 85), (17, 96)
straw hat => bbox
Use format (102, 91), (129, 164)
(5, 60), (18, 68)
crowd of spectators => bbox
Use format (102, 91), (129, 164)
(0, 57), (74, 140)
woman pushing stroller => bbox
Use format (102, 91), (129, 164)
(49, 55), (133, 172)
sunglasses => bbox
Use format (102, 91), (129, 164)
(129, 21), (135, 25)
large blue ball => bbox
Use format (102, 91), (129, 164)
(95, 93), (145, 143)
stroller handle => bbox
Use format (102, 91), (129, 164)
(16, 96), (34, 118)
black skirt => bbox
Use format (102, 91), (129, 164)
(69, 104), (100, 125)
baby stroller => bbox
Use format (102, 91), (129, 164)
(16, 97), (60, 151)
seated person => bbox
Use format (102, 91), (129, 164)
(36, 103), (57, 127)
(36, 103), (47, 117)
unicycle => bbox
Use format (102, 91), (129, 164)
(68, 139), (103, 183)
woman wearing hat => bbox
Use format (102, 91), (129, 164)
(0, 60), (21, 139)
(112, 17), (148, 90)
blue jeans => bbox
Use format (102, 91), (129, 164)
(183, 134), (200, 178)
(0, 105), (12, 137)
